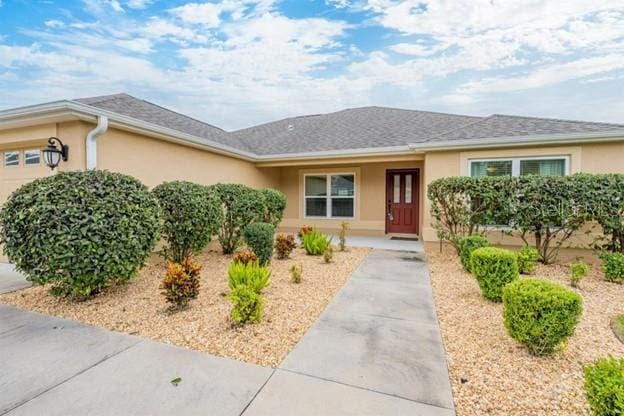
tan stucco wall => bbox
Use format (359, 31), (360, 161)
(278, 160), (424, 235)
(96, 127), (279, 189)
(421, 140), (624, 246)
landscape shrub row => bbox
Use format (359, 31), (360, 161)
(428, 173), (624, 264)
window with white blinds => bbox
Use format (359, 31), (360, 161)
(469, 157), (568, 177)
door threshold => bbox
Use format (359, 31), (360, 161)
(389, 236), (419, 241)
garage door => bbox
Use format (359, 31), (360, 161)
(1, 147), (51, 262)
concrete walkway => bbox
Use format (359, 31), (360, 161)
(0, 247), (454, 415)
(0, 264), (29, 294)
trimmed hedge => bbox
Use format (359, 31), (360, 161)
(458, 235), (490, 272)
(244, 222), (275, 265)
(470, 247), (518, 301)
(584, 356), (624, 416)
(0, 170), (160, 298)
(211, 183), (265, 254)
(260, 188), (287, 228)
(502, 279), (582, 355)
(152, 181), (223, 262)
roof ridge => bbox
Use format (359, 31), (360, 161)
(490, 113), (624, 127)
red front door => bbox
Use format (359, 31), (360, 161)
(386, 169), (419, 234)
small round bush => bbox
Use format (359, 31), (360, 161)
(152, 181), (223, 262)
(161, 257), (201, 308)
(211, 183), (266, 254)
(517, 245), (541, 274)
(274, 233), (296, 259)
(600, 252), (624, 283)
(458, 235), (490, 272)
(502, 279), (582, 355)
(470, 247), (519, 301)
(260, 188), (287, 227)
(229, 285), (265, 324)
(0, 170), (160, 298)
(244, 222), (275, 265)
(584, 356), (624, 416)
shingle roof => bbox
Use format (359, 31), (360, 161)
(74, 93), (251, 151)
(72, 93), (624, 156)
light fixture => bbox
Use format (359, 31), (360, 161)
(42, 137), (69, 170)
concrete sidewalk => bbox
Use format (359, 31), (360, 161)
(0, 264), (29, 294)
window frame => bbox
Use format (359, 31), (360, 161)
(3, 151), (20, 168)
(24, 149), (41, 166)
(303, 172), (356, 219)
(468, 155), (570, 177)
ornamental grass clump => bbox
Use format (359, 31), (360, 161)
(290, 264), (303, 284)
(458, 235), (490, 272)
(584, 356), (624, 416)
(0, 170), (160, 299)
(517, 245), (541, 275)
(600, 252), (624, 283)
(470, 247), (519, 301)
(502, 279), (582, 356)
(161, 257), (201, 308)
(228, 260), (271, 294)
(274, 234), (296, 259)
(323, 246), (334, 263)
(302, 229), (332, 256)
(243, 222), (275, 265)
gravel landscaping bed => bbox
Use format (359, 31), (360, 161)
(425, 242), (624, 416)
(0, 246), (369, 367)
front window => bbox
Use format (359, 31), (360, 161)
(469, 156), (568, 177)
(24, 149), (41, 165)
(4, 151), (19, 167)
(305, 173), (355, 218)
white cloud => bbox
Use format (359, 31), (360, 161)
(44, 20), (65, 28)
(126, 0), (152, 9)
(109, 0), (124, 12)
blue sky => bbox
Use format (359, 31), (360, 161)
(0, 0), (623, 130)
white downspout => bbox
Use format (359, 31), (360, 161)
(86, 115), (109, 170)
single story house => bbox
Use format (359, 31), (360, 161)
(1, 93), (623, 247)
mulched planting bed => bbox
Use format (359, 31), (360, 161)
(0, 247), (369, 368)
(425, 243), (624, 416)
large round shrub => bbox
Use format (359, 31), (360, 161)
(458, 235), (490, 272)
(210, 183), (266, 254)
(260, 188), (287, 227)
(0, 170), (161, 298)
(470, 246), (518, 301)
(502, 279), (582, 355)
(152, 181), (223, 262)
(244, 222), (275, 265)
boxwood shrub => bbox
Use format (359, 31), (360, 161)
(0, 170), (161, 298)
(244, 222), (275, 265)
(260, 188), (287, 228)
(502, 279), (582, 355)
(458, 235), (490, 272)
(211, 183), (266, 254)
(517, 245), (541, 274)
(470, 247), (519, 301)
(584, 356), (624, 416)
(600, 252), (624, 283)
(152, 181), (223, 262)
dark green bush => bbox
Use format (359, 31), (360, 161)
(260, 188), (287, 227)
(502, 279), (582, 355)
(600, 252), (624, 283)
(470, 247), (519, 301)
(152, 181), (223, 262)
(458, 235), (490, 272)
(211, 183), (266, 254)
(244, 222), (275, 265)
(517, 245), (541, 274)
(0, 170), (160, 298)
(584, 356), (624, 416)
(229, 285), (264, 324)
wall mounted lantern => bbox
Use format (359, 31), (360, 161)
(42, 137), (69, 170)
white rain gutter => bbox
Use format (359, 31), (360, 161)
(86, 115), (108, 170)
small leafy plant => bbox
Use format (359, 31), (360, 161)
(302, 229), (332, 256)
(584, 356), (624, 416)
(570, 259), (590, 288)
(274, 234), (296, 259)
(161, 257), (202, 308)
(290, 264), (303, 284)
(243, 222), (275, 265)
(458, 235), (490, 272)
(229, 285), (265, 324)
(339, 221), (349, 251)
(470, 247), (519, 302)
(323, 246), (334, 263)
(600, 252), (624, 283)
(298, 225), (312, 239)
(502, 279), (582, 355)
(517, 245), (541, 275)
(232, 250), (258, 265)
(228, 260), (271, 294)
